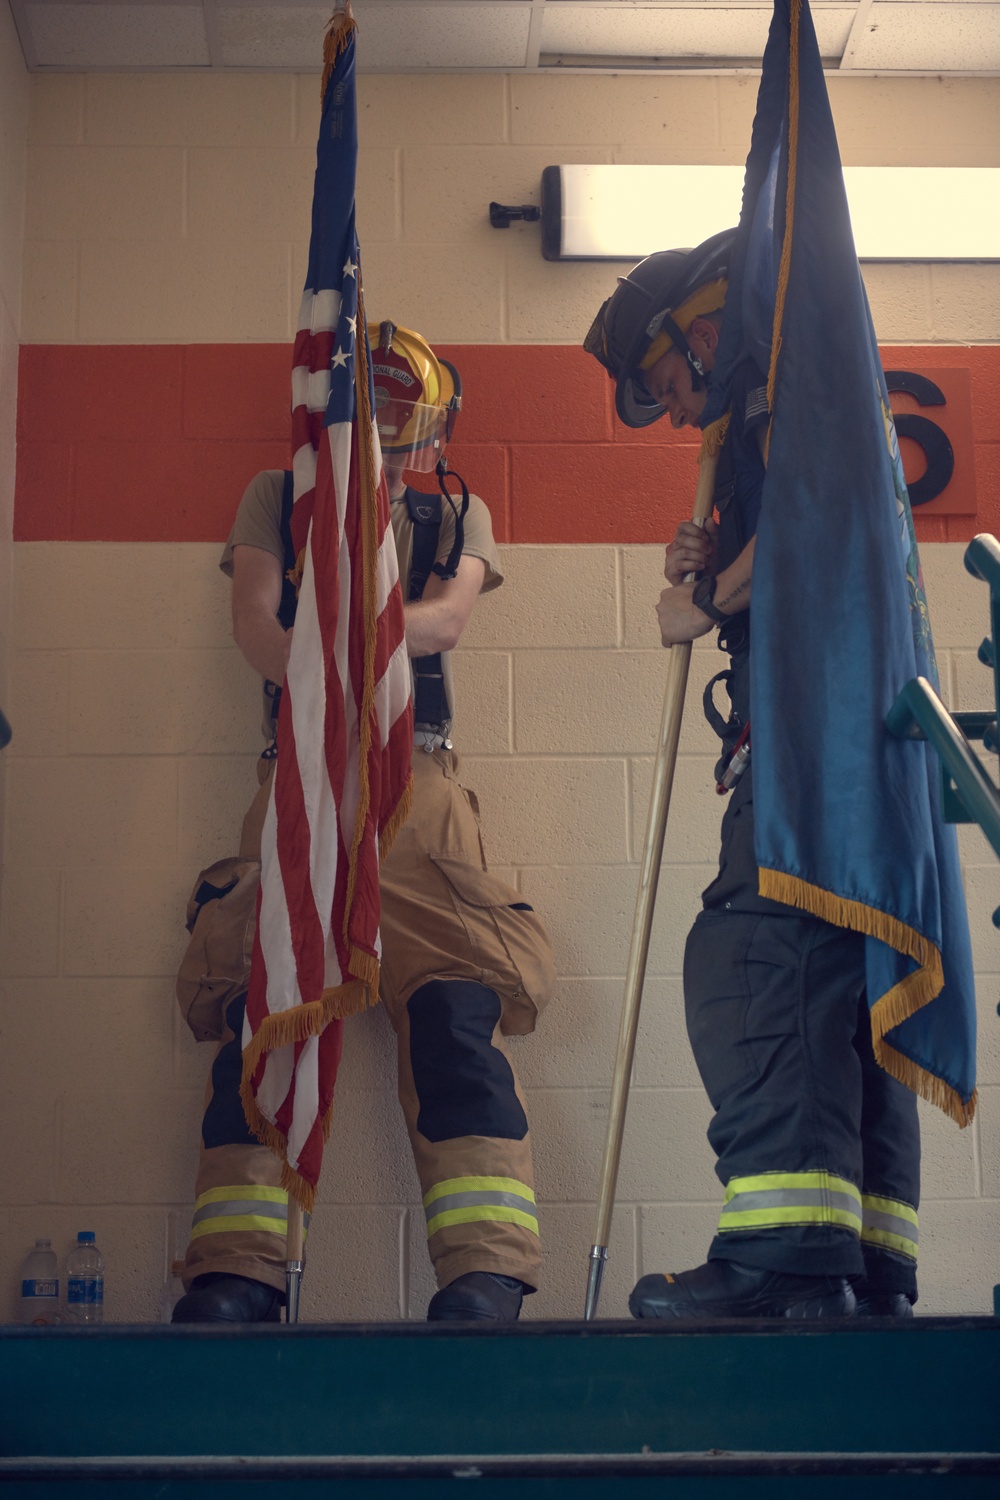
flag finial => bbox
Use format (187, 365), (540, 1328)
(321, 3), (357, 104)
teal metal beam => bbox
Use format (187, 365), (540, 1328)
(1, 1321), (997, 1463)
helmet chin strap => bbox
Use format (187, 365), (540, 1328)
(654, 311), (707, 392)
(431, 458), (470, 582)
(687, 348), (707, 393)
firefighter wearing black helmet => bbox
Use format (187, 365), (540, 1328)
(586, 236), (920, 1322)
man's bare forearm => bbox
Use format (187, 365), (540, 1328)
(713, 537), (755, 613)
(233, 605), (291, 683)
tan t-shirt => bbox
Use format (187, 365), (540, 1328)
(220, 468), (503, 741)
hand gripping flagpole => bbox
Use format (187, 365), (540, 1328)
(285, 1200), (305, 1323)
(584, 444), (721, 1320)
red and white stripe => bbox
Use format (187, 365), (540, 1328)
(242, 285), (412, 1202)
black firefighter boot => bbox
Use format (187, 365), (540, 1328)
(172, 1273), (283, 1324)
(853, 1246), (916, 1317)
(630, 1260), (856, 1320)
(427, 1272), (526, 1322)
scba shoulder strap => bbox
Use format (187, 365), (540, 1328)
(405, 486), (451, 730)
(278, 470), (298, 627)
(260, 471), (301, 739)
(405, 486), (443, 601)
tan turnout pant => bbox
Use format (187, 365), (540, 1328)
(184, 747), (555, 1299)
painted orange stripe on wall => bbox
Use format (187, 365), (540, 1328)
(15, 343), (1000, 545)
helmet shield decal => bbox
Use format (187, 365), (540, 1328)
(369, 322), (460, 472)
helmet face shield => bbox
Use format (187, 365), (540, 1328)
(616, 370), (667, 429)
(374, 393), (450, 472)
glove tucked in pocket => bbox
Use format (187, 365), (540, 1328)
(176, 856), (261, 1042)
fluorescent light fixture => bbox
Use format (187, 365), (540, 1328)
(540, 165), (1000, 261)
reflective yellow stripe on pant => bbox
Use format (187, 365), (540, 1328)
(424, 1176), (539, 1239)
(861, 1193), (918, 1261)
(190, 1184), (306, 1242)
(717, 1172), (863, 1236)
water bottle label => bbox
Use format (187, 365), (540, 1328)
(67, 1276), (104, 1305)
(22, 1279), (58, 1298)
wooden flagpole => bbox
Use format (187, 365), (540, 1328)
(583, 446), (721, 1320)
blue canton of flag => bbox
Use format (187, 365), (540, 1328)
(706, 0), (976, 1123)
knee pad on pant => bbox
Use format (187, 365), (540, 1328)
(406, 979), (528, 1142)
(202, 993), (259, 1150)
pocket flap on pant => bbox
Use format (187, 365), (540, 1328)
(177, 855), (261, 1042)
(429, 855), (555, 1032)
(430, 854), (528, 912)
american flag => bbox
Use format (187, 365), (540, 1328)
(240, 8), (413, 1211)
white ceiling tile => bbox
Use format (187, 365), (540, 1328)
(13, 0), (1000, 74)
(353, 2), (532, 68)
(216, 6), (333, 68)
(539, 4), (856, 61)
(849, 3), (1000, 68)
(218, 3), (533, 71)
(25, 3), (209, 67)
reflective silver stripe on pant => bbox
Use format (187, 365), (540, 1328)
(424, 1189), (535, 1221)
(192, 1198), (290, 1226)
(720, 1188), (862, 1221)
(861, 1200), (918, 1259)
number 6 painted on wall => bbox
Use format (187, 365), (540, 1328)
(884, 370), (955, 508)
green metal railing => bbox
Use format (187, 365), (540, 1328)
(888, 533), (1000, 871)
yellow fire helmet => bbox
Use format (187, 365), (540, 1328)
(368, 321), (462, 473)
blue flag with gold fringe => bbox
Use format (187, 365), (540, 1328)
(706, 0), (976, 1123)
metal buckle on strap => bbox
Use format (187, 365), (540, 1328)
(415, 727), (453, 754)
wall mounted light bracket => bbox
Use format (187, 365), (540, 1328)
(489, 202), (541, 229)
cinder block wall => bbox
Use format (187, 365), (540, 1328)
(3, 68), (999, 1321)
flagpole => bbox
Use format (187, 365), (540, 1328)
(583, 447), (720, 1321)
(285, 1200), (305, 1324)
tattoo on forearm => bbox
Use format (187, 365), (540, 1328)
(717, 579), (751, 610)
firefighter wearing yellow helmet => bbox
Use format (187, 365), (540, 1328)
(370, 321), (460, 473)
(172, 321), (555, 1326)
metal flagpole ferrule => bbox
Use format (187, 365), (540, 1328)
(285, 1261), (304, 1324)
(584, 1245), (608, 1321)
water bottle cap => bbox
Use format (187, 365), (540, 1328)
(35, 1238), (52, 1248)
(77, 1231), (96, 1242)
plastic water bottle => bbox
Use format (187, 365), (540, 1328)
(20, 1238), (60, 1325)
(64, 1232), (104, 1324)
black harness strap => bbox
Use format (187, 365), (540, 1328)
(263, 471), (300, 740)
(277, 470), (298, 627)
(405, 486), (451, 730)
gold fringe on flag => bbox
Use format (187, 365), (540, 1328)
(758, 868), (976, 1127)
(321, 3), (356, 105)
(240, 977), (368, 1213)
(699, 413), (731, 460)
